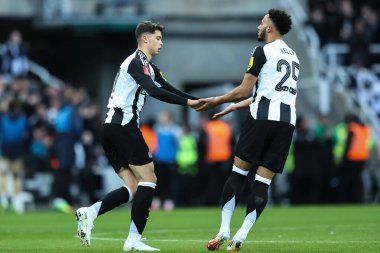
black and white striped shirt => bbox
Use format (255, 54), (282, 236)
(246, 40), (300, 126)
(105, 49), (197, 127)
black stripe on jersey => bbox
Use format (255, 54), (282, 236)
(131, 86), (143, 123)
(111, 108), (123, 124)
(257, 96), (270, 119)
(280, 103), (291, 123)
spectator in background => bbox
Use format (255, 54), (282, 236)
(336, 114), (371, 203)
(0, 100), (28, 213)
(176, 125), (199, 206)
(308, 6), (327, 45)
(152, 111), (182, 211)
(313, 114), (338, 203)
(291, 116), (322, 204)
(0, 30), (29, 85)
(140, 118), (157, 155)
(29, 125), (52, 173)
(77, 130), (100, 204)
(51, 96), (83, 213)
(347, 18), (371, 65)
(338, 0), (355, 43)
(202, 114), (232, 206)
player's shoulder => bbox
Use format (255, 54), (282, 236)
(120, 51), (140, 69)
(251, 45), (264, 56)
(149, 61), (159, 71)
(126, 50), (149, 68)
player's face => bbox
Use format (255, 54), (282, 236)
(147, 30), (163, 56)
(257, 14), (269, 41)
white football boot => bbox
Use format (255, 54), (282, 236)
(123, 240), (160, 251)
(226, 236), (244, 251)
(75, 207), (94, 246)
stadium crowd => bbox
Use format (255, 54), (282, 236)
(308, 0), (380, 117)
(0, 27), (378, 214)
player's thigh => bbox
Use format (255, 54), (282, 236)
(128, 162), (156, 183)
(101, 123), (138, 173)
(260, 122), (294, 173)
(235, 116), (270, 165)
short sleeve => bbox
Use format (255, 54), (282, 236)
(246, 46), (267, 77)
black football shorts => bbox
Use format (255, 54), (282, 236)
(101, 122), (152, 173)
(235, 115), (294, 173)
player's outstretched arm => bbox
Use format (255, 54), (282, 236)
(151, 63), (199, 100)
(196, 73), (257, 111)
(212, 97), (253, 119)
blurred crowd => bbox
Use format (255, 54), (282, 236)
(0, 27), (378, 215)
(0, 30), (105, 213)
(308, 0), (380, 57)
(308, 0), (380, 117)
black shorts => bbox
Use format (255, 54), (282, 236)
(235, 115), (294, 173)
(101, 123), (152, 173)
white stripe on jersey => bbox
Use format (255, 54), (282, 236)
(250, 40), (300, 126)
(104, 50), (155, 126)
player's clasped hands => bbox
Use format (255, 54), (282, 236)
(192, 97), (219, 111)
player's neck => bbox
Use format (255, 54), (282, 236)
(265, 35), (282, 44)
(137, 46), (153, 61)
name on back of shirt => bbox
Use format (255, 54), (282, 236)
(280, 48), (294, 55)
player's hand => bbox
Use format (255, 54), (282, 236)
(196, 97), (220, 111)
(187, 99), (205, 110)
(212, 104), (236, 119)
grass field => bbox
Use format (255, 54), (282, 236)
(0, 205), (379, 252)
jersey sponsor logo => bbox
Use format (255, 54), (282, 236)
(247, 56), (254, 71)
(143, 66), (151, 76)
(247, 46), (258, 71)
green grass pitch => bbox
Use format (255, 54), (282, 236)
(0, 205), (379, 252)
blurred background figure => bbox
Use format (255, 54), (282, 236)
(335, 114), (371, 203)
(152, 111), (182, 211)
(199, 114), (233, 206)
(175, 125), (199, 206)
(313, 114), (338, 203)
(140, 118), (158, 156)
(0, 100), (28, 213)
(51, 93), (83, 213)
(290, 116), (322, 204)
(0, 30), (29, 86)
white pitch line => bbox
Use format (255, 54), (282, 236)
(89, 237), (380, 244)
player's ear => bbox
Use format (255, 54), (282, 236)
(141, 33), (149, 43)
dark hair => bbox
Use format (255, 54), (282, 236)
(268, 9), (292, 35)
(135, 21), (165, 40)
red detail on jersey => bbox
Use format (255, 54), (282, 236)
(143, 66), (151, 76)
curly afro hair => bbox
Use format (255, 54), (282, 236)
(268, 9), (292, 36)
